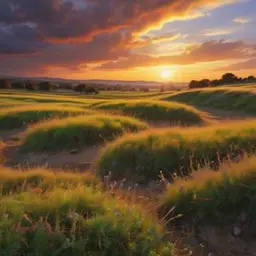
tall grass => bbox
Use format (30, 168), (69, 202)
(94, 100), (206, 125)
(161, 87), (256, 114)
(97, 120), (256, 183)
(161, 156), (256, 225)
(0, 168), (174, 255)
(21, 114), (148, 152)
(0, 105), (96, 130)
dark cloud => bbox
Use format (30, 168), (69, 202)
(0, 23), (49, 54)
(0, 0), (233, 42)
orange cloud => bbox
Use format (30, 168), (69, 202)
(98, 40), (255, 70)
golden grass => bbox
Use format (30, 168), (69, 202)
(97, 119), (256, 183)
(21, 114), (149, 152)
(161, 156), (256, 224)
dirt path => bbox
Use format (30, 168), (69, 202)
(1, 128), (102, 171)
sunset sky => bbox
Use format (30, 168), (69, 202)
(0, 0), (255, 82)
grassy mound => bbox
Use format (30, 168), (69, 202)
(21, 114), (148, 152)
(0, 105), (96, 130)
(161, 156), (256, 225)
(161, 87), (256, 114)
(97, 120), (256, 183)
(0, 170), (174, 255)
(94, 100), (205, 125)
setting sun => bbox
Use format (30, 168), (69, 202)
(161, 69), (172, 80)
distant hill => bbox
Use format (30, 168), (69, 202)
(0, 75), (188, 89)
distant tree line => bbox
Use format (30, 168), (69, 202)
(189, 73), (256, 89)
(0, 79), (58, 91)
(0, 79), (99, 94)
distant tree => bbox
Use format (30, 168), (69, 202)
(25, 81), (37, 91)
(247, 76), (256, 82)
(74, 84), (86, 93)
(188, 80), (199, 89)
(84, 86), (99, 94)
(140, 88), (149, 92)
(38, 81), (52, 91)
(59, 83), (73, 90)
(0, 79), (11, 89)
(221, 73), (238, 84)
(211, 79), (221, 87)
(11, 81), (25, 89)
(199, 79), (211, 87)
(160, 84), (165, 92)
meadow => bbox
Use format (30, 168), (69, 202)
(0, 85), (256, 255)
(161, 87), (256, 114)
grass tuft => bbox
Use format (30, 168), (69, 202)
(0, 167), (174, 255)
(161, 156), (256, 225)
(21, 114), (148, 152)
(94, 100), (206, 126)
(97, 120), (256, 183)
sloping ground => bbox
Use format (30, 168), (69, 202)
(160, 156), (256, 255)
(97, 119), (256, 183)
(93, 100), (207, 126)
(160, 87), (256, 114)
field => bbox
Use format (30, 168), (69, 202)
(0, 86), (256, 255)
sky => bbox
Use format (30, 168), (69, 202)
(0, 0), (255, 82)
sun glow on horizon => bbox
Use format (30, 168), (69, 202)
(161, 69), (173, 80)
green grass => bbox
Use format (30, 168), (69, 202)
(97, 120), (256, 183)
(0, 167), (99, 195)
(160, 87), (256, 114)
(21, 114), (149, 152)
(161, 156), (256, 225)
(0, 168), (174, 255)
(93, 100), (206, 126)
(0, 105), (98, 130)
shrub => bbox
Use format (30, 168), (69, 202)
(161, 156), (256, 225)
(0, 79), (11, 89)
(0, 105), (94, 130)
(94, 100), (206, 126)
(21, 114), (148, 152)
(97, 120), (256, 183)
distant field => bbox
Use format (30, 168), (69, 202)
(160, 87), (256, 114)
(0, 89), (173, 101)
(97, 119), (256, 183)
(0, 105), (96, 130)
